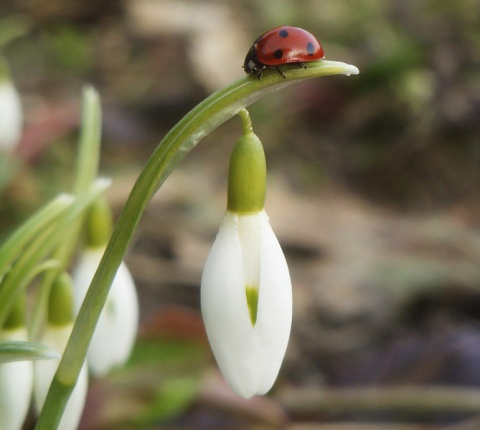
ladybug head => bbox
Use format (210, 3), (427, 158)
(243, 44), (262, 75)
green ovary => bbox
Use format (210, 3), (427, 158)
(245, 285), (259, 325)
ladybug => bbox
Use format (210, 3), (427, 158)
(243, 26), (325, 79)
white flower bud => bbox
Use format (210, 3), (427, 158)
(201, 210), (292, 398)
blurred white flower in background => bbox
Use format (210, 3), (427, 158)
(0, 58), (22, 153)
(33, 274), (88, 430)
(34, 325), (88, 430)
(72, 246), (139, 377)
(0, 327), (33, 430)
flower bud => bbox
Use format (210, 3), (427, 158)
(85, 197), (113, 248)
(227, 128), (266, 214)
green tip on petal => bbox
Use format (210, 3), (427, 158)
(227, 110), (266, 214)
(245, 285), (259, 325)
(48, 273), (74, 326)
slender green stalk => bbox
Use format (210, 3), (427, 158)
(30, 87), (102, 340)
(35, 60), (358, 429)
(55, 85), (101, 264)
(74, 86), (102, 196)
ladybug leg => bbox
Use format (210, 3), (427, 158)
(266, 66), (286, 79)
(257, 67), (265, 80)
(274, 67), (287, 78)
(256, 65), (286, 80)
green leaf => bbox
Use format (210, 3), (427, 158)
(0, 340), (60, 363)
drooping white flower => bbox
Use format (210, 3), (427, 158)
(33, 273), (88, 430)
(201, 109), (292, 398)
(201, 210), (292, 398)
(0, 327), (33, 430)
(34, 325), (88, 430)
(72, 246), (139, 376)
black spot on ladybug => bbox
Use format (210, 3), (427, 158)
(273, 49), (283, 59)
(279, 29), (289, 38)
(307, 42), (315, 56)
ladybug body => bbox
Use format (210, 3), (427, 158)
(243, 26), (325, 78)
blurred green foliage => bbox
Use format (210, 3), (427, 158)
(88, 337), (208, 429)
(44, 26), (93, 73)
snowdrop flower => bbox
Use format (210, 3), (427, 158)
(0, 295), (33, 430)
(0, 57), (22, 153)
(72, 197), (139, 376)
(34, 274), (88, 430)
(201, 109), (292, 398)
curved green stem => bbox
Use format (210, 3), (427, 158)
(35, 60), (358, 429)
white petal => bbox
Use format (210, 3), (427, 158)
(87, 261), (139, 376)
(33, 325), (88, 430)
(0, 328), (33, 430)
(72, 247), (139, 376)
(201, 210), (292, 398)
(254, 211), (292, 394)
(238, 213), (261, 289)
(201, 212), (259, 397)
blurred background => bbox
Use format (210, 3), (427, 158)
(1, 0), (480, 429)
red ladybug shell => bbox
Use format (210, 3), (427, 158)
(243, 26), (325, 77)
